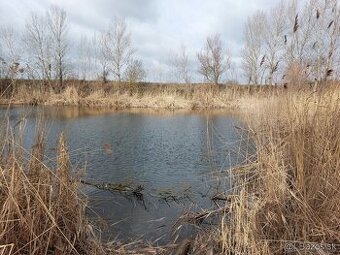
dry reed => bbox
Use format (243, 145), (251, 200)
(0, 120), (104, 254)
(186, 83), (340, 254)
(0, 80), (280, 110)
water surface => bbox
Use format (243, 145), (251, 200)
(0, 106), (251, 243)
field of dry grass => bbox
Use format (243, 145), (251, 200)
(0, 80), (280, 111)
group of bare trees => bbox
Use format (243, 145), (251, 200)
(0, 26), (24, 79)
(0, 6), (69, 86)
(75, 19), (146, 84)
(169, 35), (231, 85)
(22, 6), (68, 85)
(169, 45), (192, 84)
(1, 0), (338, 87)
(97, 18), (145, 84)
(197, 34), (231, 85)
(241, 0), (340, 85)
(0, 6), (146, 85)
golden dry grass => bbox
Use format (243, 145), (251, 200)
(0, 80), (279, 110)
(186, 83), (340, 254)
(0, 121), (104, 254)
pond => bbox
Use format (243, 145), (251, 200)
(0, 106), (253, 244)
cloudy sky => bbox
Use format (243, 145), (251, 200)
(0, 0), (281, 82)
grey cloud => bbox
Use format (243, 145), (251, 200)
(66, 0), (159, 30)
(98, 0), (159, 22)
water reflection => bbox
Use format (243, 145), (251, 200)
(0, 106), (253, 243)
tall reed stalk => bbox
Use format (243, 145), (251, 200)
(0, 120), (104, 254)
(189, 84), (340, 254)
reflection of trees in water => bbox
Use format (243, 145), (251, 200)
(35, 106), (237, 120)
(40, 106), (116, 120)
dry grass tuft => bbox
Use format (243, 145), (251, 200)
(0, 122), (104, 254)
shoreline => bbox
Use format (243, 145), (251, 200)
(0, 92), (240, 111)
(0, 81), (281, 112)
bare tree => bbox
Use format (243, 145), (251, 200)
(0, 26), (23, 79)
(0, 35), (6, 79)
(241, 11), (266, 84)
(309, 0), (340, 82)
(170, 45), (191, 84)
(262, 2), (286, 85)
(24, 12), (52, 81)
(279, 0), (340, 84)
(98, 31), (111, 83)
(106, 18), (134, 82)
(124, 59), (146, 84)
(0, 57), (5, 79)
(197, 34), (230, 85)
(77, 35), (97, 81)
(228, 61), (239, 84)
(47, 6), (69, 87)
(284, 1), (314, 65)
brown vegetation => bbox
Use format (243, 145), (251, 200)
(0, 123), (104, 254)
(182, 83), (340, 254)
(0, 79), (284, 110)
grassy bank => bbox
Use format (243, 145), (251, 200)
(0, 80), (281, 110)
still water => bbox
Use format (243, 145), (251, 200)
(0, 106), (251, 243)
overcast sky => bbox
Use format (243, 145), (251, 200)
(0, 0), (281, 82)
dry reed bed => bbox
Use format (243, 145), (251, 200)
(252, 86), (340, 254)
(187, 85), (340, 254)
(0, 81), (280, 110)
(0, 123), (104, 254)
